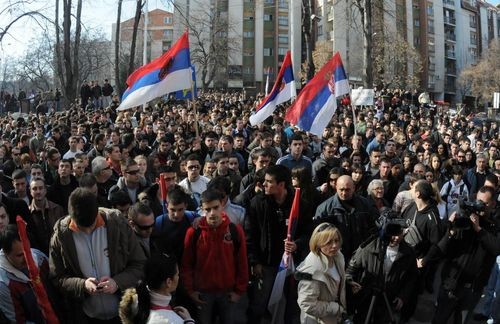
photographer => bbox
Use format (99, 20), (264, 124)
(423, 186), (500, 324)
(346, 211), (418, 324)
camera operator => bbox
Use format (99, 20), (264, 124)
(422, 186), (500, 324)
(346, 212), (418, 324)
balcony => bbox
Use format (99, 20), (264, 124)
(445, 33), (456, 41)
(443, 0), (455, 6)
(446, 67), (457, 75)
(445, 50), (456, 58)
(444, 16), (456, 25)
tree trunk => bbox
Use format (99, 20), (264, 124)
(115, 0), (123, 97)
(54, 0), (65, 89)
(302, 0), (315, 81)
(62, 0), (74, 103)
(69, 0), (83, 102)
(128, 0), (143, 76)
(362, 0), (373, 88)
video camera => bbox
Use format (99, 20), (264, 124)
(376, 208), (410, 239)
(454, 199), (485, 230)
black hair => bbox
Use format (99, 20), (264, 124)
(109, 190), (132, 207)
(290, 132), (303, 143)
(212, 151), (229, 163)
(265, 164), (292, 189)
(200, 188), (224, 204)
(414, 180), (434, 202)
(69, 188), (98, 227)
(0, 225), (18, 254)
(133, 253), (178, 323)
(207, 176), (231, 196)
(167, 185), (190, 205)
(79, 173), (97, 188)
(11, 169), (27, 181)
(128, 202), (153, 222)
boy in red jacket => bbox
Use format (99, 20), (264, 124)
(181, 189), (248, 324)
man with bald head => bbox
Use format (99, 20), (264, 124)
(314, 175), (378, 260)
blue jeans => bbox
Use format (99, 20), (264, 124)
(198, 292), (235, 324)
(475, 255), (500, 321)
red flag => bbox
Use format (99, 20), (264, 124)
(16, 216), (60, 324)
(159, 174), (168, 202)
(287, 188), (300, 241)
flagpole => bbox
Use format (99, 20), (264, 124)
(190, 77), (198, 138)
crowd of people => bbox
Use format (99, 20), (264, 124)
(0, 85), (499, 324)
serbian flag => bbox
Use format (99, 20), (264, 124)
(16, 216), (59, 324)
(268, 188), (300, 321)
(249, 51), (296, 126)
(175, 65), (197, 100)
(118, 31), (193, 111)
(285, 52), (350, 136)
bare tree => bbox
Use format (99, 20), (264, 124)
(128, 0), (145, 76)
(115, 0), (124, 96)
(0, 1), (52, 45)
(15, 37), (54, 91)
(302, 0), (315, 81)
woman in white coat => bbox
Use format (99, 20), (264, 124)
(296, 223), (347, 324)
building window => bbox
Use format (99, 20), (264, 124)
(243, 31), (255, 37)
(427, 2), (434, 16)
(163, 17), (172, 24)
(244, 16), (254, 20)
(414, 36), (420, 46)
(278, 16), (288, 26)
(414, 19), (420, 27)
(469, 47), (477, 61)
(470, 14), (477, 28)
(428, 19), (434, 33)
(264, 0), (274, 3)
(244, 50), (254, 56)
(278, 47), (287, 55)
(264, 14), (273, 21)
(278, 35), (288, 43)
(470, 31), (477, 45)
(317, 25), (323, 36)
(163, 30), (173, 38)
(264, 48), (273, 56)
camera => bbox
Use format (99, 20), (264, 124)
(377, 208), (410, 238)
(455, 199), (485, 230)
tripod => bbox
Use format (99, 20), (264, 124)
(363, 238), (396, 324)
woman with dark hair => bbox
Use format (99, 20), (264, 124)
(429, 153), (447, 189)
(402, 151), (418, 180)
(351, 164), (369, 197)
(318, 167), (344, 201)
(436, 143), (449, 162)
(119, 253), (195, 324)
(292, 166), (323, 216)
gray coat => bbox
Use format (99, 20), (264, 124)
(296, 251), (346, 324)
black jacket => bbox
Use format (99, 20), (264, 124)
(401, 201), (443, 260)
(426, 217), (500, 292)
(245, 191), (312, 267)
(346, 237), (418, 304)
(314, 194), (379, 261)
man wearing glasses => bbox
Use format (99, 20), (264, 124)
(127, 202), (157, 258)
(91, 156), (116, 208)
(43, 148), (61, 186)
(179, 155), (210, 208)
(108, 159), (147, 205)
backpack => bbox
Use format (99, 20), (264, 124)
(192, 222), (241, 257)
(404, 210), (423, 248)
(442, 182), (465, 216)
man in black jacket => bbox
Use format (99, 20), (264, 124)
(314, 175), (379, 261)
(245, 165), (310, 322)
(425, 186), (500, 324)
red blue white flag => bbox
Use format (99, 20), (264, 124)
(285, 52), (350, 136)
(118, 31), (192, 111)
(250, 51), (296, 126)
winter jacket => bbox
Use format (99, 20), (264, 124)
(108, 177), (148, 204)
(401, 201), (443, 261)
(296, 252), (346, 324)
(314, 194), (378, 261)
(0, 249), (57, 323)
(49, 208), (146, 323)
(346, 238), (418, 306)
(181, 213), (248, 296)
(440, 179), (469, 218)
(47, 175), (79, 214)
(29, 199), (65, 256)
(465, 168), (491, 199)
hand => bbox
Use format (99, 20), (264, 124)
(350, 281), (362, 294)
(97, 276), (118, 294)
(470, 213), (482, 232)
(173, 306), (192, 320)
(252, 264), (263, 278)
(393, 297), (404, 310)
(84, 277), (99, 294)
(284, 239), (297, 254)
(416, 258), (424, 268)
(228, 292), (241, 303)
(190, 291), (206, 304)
(320, 183), (328, 193)
(448, 211), (457, 223)
(192, 216), (202, 229)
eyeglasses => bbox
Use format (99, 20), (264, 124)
(457, 155), (465, 158)
(329, 178), (339, 182)
(134, 222), (155, 230)
(187, 165), (200, 170)
(126, 169), (140, 175)
(317, 223), (334, 232)
(102, 166), (111, 171)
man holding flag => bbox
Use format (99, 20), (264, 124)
(245, 165), (311, 323)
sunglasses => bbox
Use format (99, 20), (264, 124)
(134, 222), (155, 230)
(187, 165), (200, 170)
(126, 170), (140, 175)
(317, 223), (335, 232)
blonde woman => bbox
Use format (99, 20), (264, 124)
(296, 223), (346, 324)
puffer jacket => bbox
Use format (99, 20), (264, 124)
(295, 251), (346, 324)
